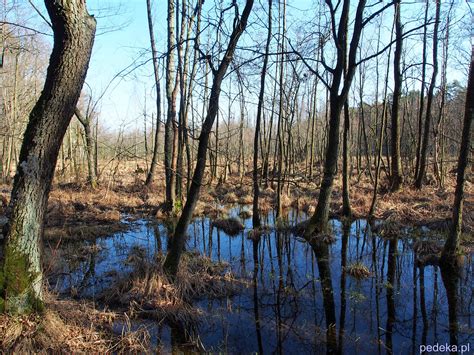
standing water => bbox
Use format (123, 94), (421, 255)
(46, 207), (473, 354)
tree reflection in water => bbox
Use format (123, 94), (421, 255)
(47, 209), (473, 353)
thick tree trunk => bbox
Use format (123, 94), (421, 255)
(163, 0), (254, 278)
(441, 46), (473, 261)
(0, 0), (95, 314)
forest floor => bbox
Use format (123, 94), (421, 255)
(0, 163), (472, 351)
(1, 162), (472, 239)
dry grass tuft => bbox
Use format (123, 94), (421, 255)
(238, 194), (253, 205)
(194, 201), (224, 218)
(258, 198), (272, 213)
(101, 248), (242, 327)
(280, 194), (292, 208)
(346, 263), (372, 280)
(247, 225), (272, 240)
(224, 192), (239, 204)
(238, 209), (252, 219)
(0, 296), (151, 353)
(211, 217), (245, 236)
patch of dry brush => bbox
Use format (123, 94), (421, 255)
(211, 217), (245, 236)
(0, 295), (150, 353)
(100, 248), (243, 326)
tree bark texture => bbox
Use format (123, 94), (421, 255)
(164, 0), (179, 210)
(441, 45), (473, 260)
(0, 0), (96, 314)
(306, 0), (367, 235)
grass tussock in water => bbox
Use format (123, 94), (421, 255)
(346, 263), (372, 280)
(100, 247), (242, 325)
(247, 225), (272, 240)
(0, 295), (150, 353)
(211, 217), (244, 236)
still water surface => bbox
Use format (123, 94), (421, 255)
(47, 207), (473, 354)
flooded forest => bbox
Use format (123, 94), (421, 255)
(0, 0), (473, 353)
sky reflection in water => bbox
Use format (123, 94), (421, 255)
(48, 207), (473, 354)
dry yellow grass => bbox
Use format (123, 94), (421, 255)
(211, 217), (245, 235)
(346, 263), (372, 280)
(0, 295), (151, 353)
(0, 160), (471, 239)
(100, 249), (244, 326)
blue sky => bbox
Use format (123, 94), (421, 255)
(85, 0), (168, 130)
(9, 0), (472, 131)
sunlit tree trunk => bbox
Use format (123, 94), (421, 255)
(441, 44), (473, 262)
(145, 0), (162, 187)
(163, 0), (254, 278)
(0, 0), (96, 314)
(415, 0), (440, 188)
(252, 0), (271, 228)
(306, 0), (368, 234)
(369, 15), (395, 217)
(275, 0), (286, 219)
(389, 0), (403, 191)
(164, 0), (179, 211)
(414, 1), (429, 181)
(74, 108), (97, 189)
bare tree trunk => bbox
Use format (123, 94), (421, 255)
(164, 0), (179, 211)
(275, 0), (286, 219)
(415, 0), (440, 188)
(308, 78), (318, 179)
(414, 2), (429, 180)
(163, 0), (254, 278)
(342, 100), (352, 217)
(306, 0), (368, 235)
(145, 0), (162, 187)
(74, 108), (97, 189)
(0, 0), (95, 314)
(434, 3), (452, 187)
(441, 46), (473, 262)
(252, 0), (272, 228)
(389, 0), (403, 191)
(369, 14), (395, 217)
(358, 62), (373, 183)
